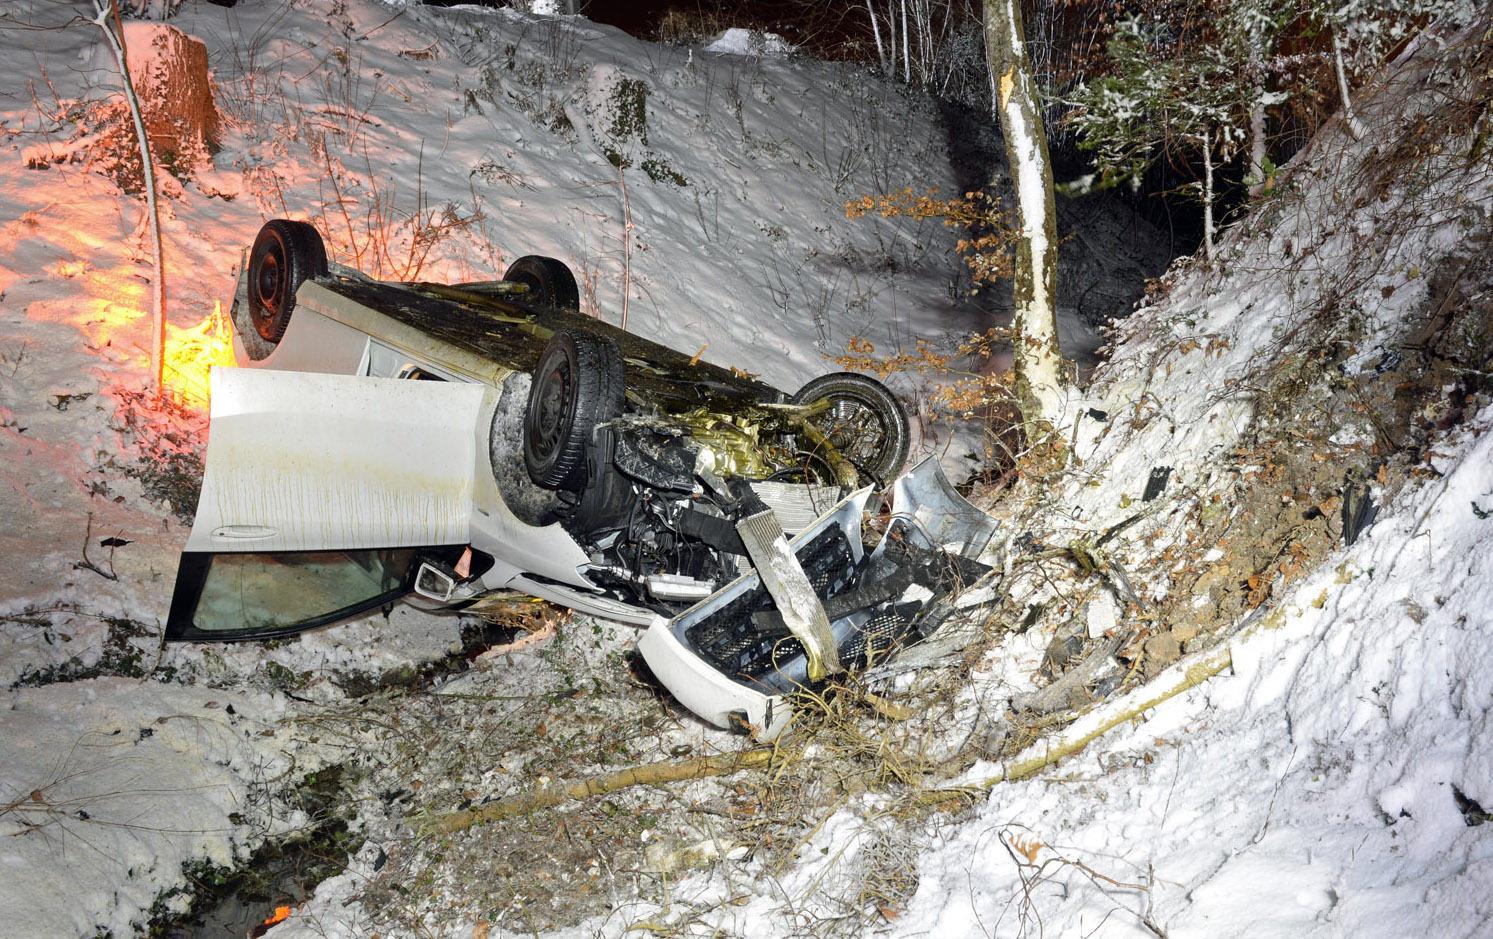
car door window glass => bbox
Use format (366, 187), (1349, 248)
(192, 548), (419, 634)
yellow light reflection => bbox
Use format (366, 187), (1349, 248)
(163, 299), (235, 407)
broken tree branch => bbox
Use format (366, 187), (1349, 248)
(1011, 633), (1127, 717)
(913, 633), (1247, 812)
(424, 744), (796, 835)
(999, 647), (1231, 783)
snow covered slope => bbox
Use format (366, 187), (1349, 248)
(892, 20), (1493, 938)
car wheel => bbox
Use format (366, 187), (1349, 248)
(524, 329), (625, 491)
(248, 219), (328, 343)
(504, 255), (580, 312)
(789, 372), (910, 485)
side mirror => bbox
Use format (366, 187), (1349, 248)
(413, 562), (457, 602)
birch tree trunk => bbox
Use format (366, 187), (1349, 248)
(901, 0), (911, 82)
(1246, 42), (1267, 196)
(1201, 128), (1216, 262)
(1332, 30), (1367, 139)
(1247, 96), (1267, 194)
(983, 0), (1066, 436)
(94, 0), (165, 399)
(865, 0), (891, 75)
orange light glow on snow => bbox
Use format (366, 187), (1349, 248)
(88, 300), (150, 347)
(263, 905), (292, 925)
(163, 299), (236, 406)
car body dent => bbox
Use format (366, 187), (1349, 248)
(887, 459), (1003, 560)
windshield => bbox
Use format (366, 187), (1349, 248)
(168, 547), (425, 641)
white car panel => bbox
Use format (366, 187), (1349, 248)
(188, 368), (486, 554)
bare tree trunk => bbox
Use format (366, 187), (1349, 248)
(1247, 97), (1267, 194)
(885, 0), (899, 78)
(94, 0), (165, 400)
(983, 0), (1066, 436)
(865, 0), (891, 75)
(1201, 128), (1216, 263)
(1332, 30), (1367, 139)
(901, 0), (911, 83)
(1245, 41), (1268, 196)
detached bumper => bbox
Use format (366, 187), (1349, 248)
(638, 457), (1001, 739)
(637, 619), (790, 739)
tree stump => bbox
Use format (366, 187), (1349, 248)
(120, 22), (219, 176)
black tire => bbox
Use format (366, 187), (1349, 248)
(247, 219), (328, 343)
(524, 329), (626, 491)
(789, 372), (911, 485)
(504, 255), (580, 312)
(287, 219), (328, 273)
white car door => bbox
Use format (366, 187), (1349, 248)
(166, 367), (486, 641)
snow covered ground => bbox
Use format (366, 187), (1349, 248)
(1, 0), (1489, 936)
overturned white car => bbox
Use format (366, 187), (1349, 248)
(167, 219), (996, 734)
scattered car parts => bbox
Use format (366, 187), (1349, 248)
(638, 457), (1001, 737)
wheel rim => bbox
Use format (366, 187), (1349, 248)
(813, 396), (889, 469)
(510, 271), (546, 304)
(529, 362), (573, 464)
(256, 247), (285, 314)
